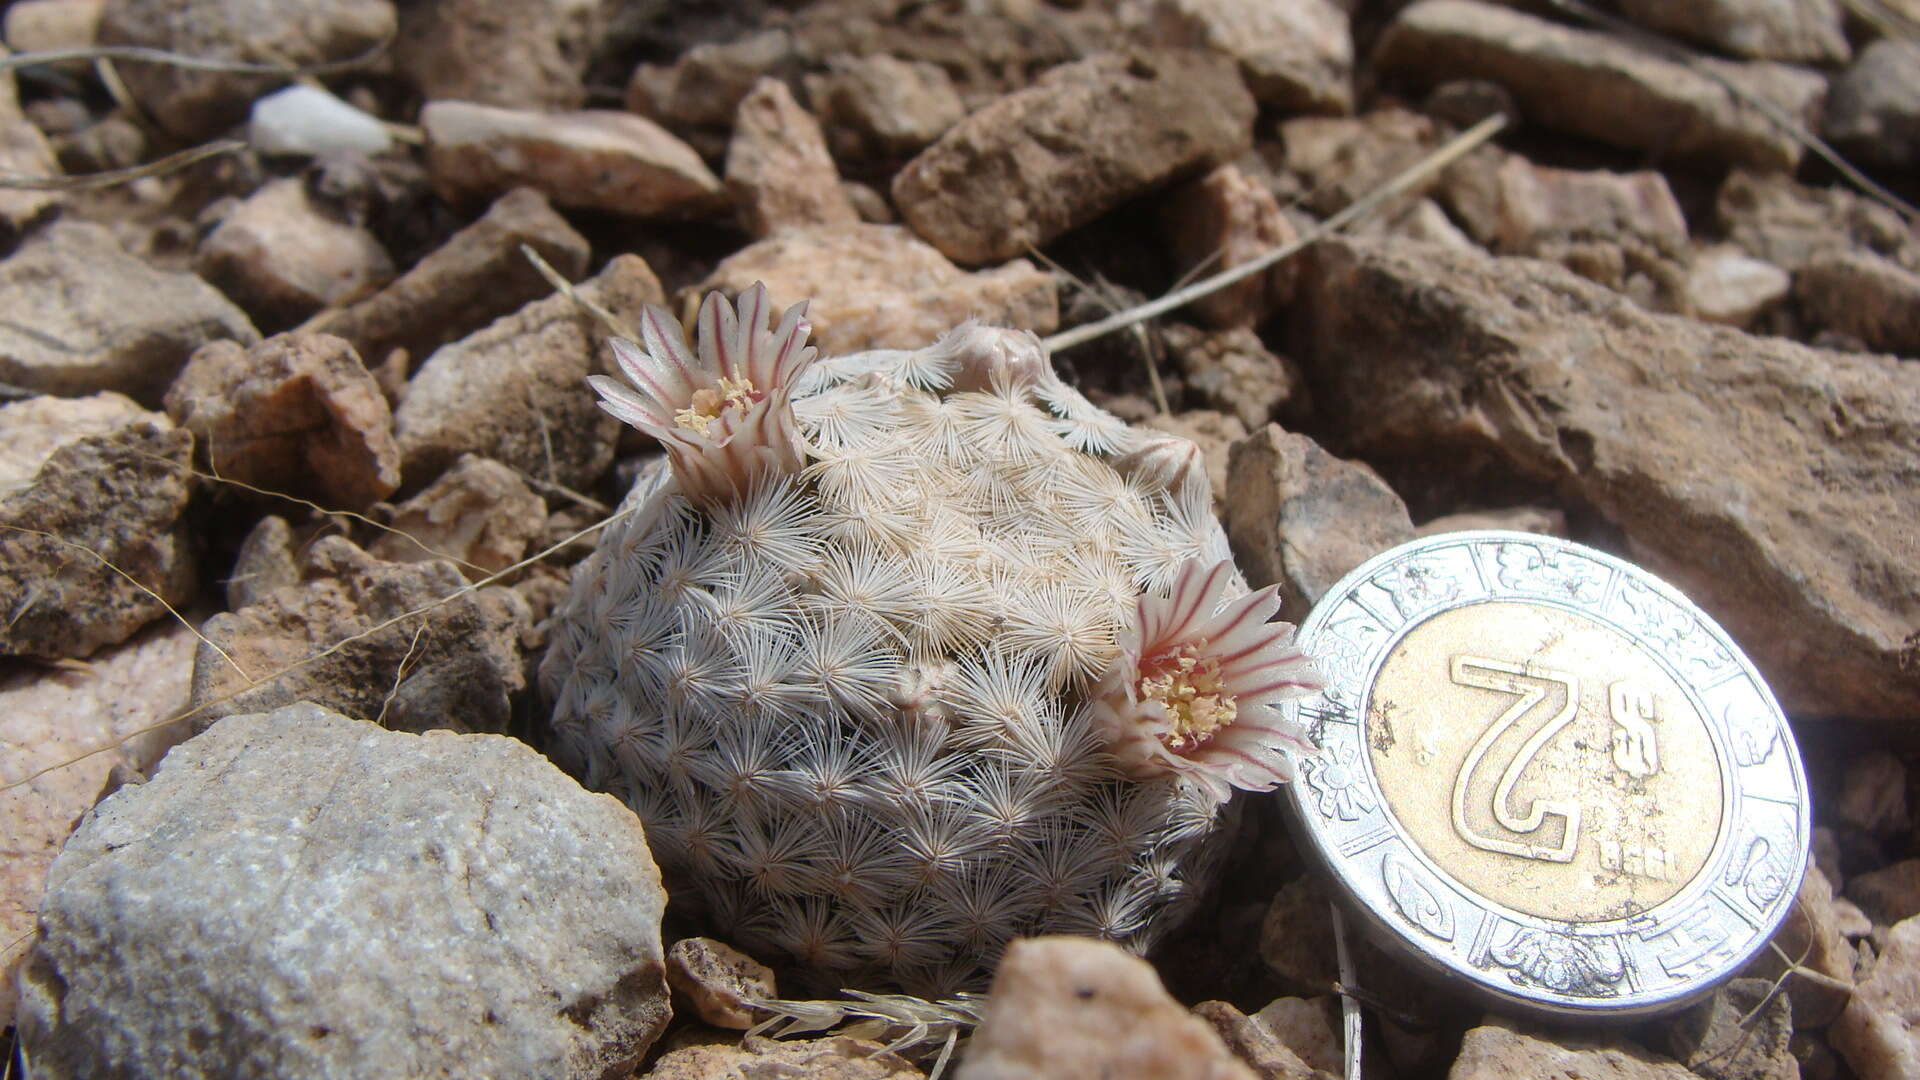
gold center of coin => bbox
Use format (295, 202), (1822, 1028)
(1367, 601), (1725, 923)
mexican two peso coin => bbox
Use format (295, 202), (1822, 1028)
(1281, 532), (1809, 1019)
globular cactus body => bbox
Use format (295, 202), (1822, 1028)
(542, 287), (1320, 995)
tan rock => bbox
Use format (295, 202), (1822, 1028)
(1686, 247), (1790, 329)
(1744, 863), (1856, 1027)
(1715, 169), (1919, 273)
(1278, 109), (1440, 218)
(96, 0), (394, 141)
(321, 187), (590, 367)
(5, 0), (104, 58)
(1141, 409), (1247, 509)
(726, 78), (858, 239)
(1417, 506), (1567, 537)
(423, 101), (723, 218)
(1830, 915), (1920, 1080)
(956, 936), (1256, 1080)
(1375, 0), (1827, 171)
(1251, 998), (1341, 1077)
(1664, 977), (1796, 1080)
(1836, 751), (1910, 836)
(189, 535), (530, 734)
(1823, 39), (1920, 171)
(0, 220), (258, 403)
(394, 0), (611, 112)
(1131, 0), (1352, 114)
(0, 44), (62, 231)
(1847, 860), (1920, 928)
(194, 177), (394, 331)
(806, 54), (966, 167)
(227, 514), (300, 611)
(0, 395), (196, 659)
(1163, 323), (1307, 431)
(1617, 0), (1849, 64)
(1388, 198), (1477, 252)
(893, 48), (1254, 265)
(626, 28), (796, 132)
(165, 333), (399, 511)
(696, 224), (1056, 354)
(1191, 1000), (1332, 1080)
(1160, 164), (1298, 330)
(370, 455), (544, 580)
(646, 1035), (922, 1079)
(1257, 875), (1336, 996)
(1795, 251), (1920, 356)
(664, 937), (776, 1030)
(0, 619), (195, 1029)
(1293, 234), (1920, 722)
(1450, 1016), (1695, 1079)
(395, 254), (663, 491)
(1225, 424), (1415, 622)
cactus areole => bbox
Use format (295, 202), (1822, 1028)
(542, 284), (1325, 994)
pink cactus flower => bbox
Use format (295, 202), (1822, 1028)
(1090, 559), (1323, 802)
(588, 282), (817, 504)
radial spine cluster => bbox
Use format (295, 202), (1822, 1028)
(542, 286), (1320, 995)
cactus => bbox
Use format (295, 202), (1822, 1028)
(541, 285), (1322, 995)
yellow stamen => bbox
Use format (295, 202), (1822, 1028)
(1138, 645), (1237, 752)
(672, 376), (758, 434)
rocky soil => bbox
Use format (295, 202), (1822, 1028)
(3, 0), (1919, 1077)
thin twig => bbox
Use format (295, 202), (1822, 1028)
(0, 40), (390, 77)
(1043, 112), (1508, 353)
(1026, 246), (1174, 415)
(372, 623), (430, 728)
(520, 244), (638, 341)
(0, 138), (245, 190)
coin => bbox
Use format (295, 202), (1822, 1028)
(1281, 531), (1809, 1018)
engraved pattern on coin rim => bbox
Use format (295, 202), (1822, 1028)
(1285, 532), (1809, 1018)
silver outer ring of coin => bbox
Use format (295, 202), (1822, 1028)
(1280, 531), (1810, 1019)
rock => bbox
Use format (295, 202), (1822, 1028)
(893, 48), (1255, 265)
(1835, 895), (1876, 940)
(806, 54), (966, 169)
(726, 78), (859, 238)
(394, 254), (662, 491)
(626, 28), (797, 133)
(247, 84), (392, 158)
(1129, 0), (1352, 114)
(1830, 915), (1920, 1080)
(422, 101), (723, 219)
(1163, 323), (1307, 430)
(1191, 1000), (1331, 1080)
(0, 220), (258, 403)
(1388, 198), (1478, 252)
(1277, 109), (1441, 218)
(1225, 424), (1416, 623)
(0, 619), (195, 1029)
(1795, 252), (1920, 357)
(1715, 169), (1919, 273)
(645, 1035), (922, 1079)
(369, 455), (544, 580)
(1616, 0), (1849, 64)
(665, 938), (776, 1030)
(194, 177), (395, 331)
(164, 333), (399, 511)
(1252, 998), (1340, 1077)
(1665, 977), (1796, 1080)
(1824, 40), (1920, 171)
(189, 535), (530, 734)
(1417, 506), (1567, 537)
(0, 395), (195, 659)
(1847, 860), (1920, 928)
(319, 187), (590, 368)
(1745, 863), (1856, 1027)
(1257, 875), (1337, 996)
(1836, 751), (1910, 836)
(227, 514), (300, 610)
(5, 0), (104, 59)
(16, 702), (670, 1079)
(95, 0), (396, 141)
(394, 0), (610, 111)
(1159, 164), (1298, 330)
(0, 45), (63, 232)
(1687, 247), (1791, 329)
(956, 936), (1257, 1080)
(696, 224), (1056, 354)
(1450, 1016), (1696, 1079)
(1141, 409), (1247, 508)
(1291, 235), (1920, 723)
(1374, 0), (1827, 171)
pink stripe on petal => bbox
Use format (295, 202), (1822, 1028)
(637, 308), (701, 388)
